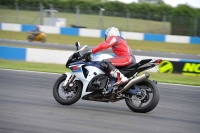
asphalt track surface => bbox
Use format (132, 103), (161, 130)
(0, 39), (200, 60)
(0, 69), (200, 133)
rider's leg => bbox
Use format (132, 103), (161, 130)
(32, 33), (38, 40)
(100, 59), (128, 86)
(110, 69), (128, 86)
(109, 56), (134, 86)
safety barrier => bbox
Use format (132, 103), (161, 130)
(0, 46), (199, 76)
(0, 23), (200, 44)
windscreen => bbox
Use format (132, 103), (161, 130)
(78, 45), (91, 56)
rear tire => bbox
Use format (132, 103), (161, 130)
(53, 75), (82, 105)
(125, 79), (159, 113)
(40, 37), (46, 43)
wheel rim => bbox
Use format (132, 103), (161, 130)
(58, 80), (78, 101)
(41, 38), (45, 42)
(127, 85), (154, 108)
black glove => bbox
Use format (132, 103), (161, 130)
(82, 50), (92, 60)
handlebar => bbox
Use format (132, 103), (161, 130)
(81, 52), (93, 61)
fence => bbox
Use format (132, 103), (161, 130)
(0, 4), (200, 36)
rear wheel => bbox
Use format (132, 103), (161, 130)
(40, 37), (46, 43)
(125, 79), (159, 113)
(53, 75), (82, 105)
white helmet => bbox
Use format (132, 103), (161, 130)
(105, 27), (120, 40)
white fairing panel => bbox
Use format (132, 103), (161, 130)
(69, 64), (105, 97)
(80, 66), (105, 97)
(84, 66), (105, 81)
(91, 54), (114, 62)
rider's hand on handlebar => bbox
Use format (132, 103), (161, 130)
(82, 50), (93, 61)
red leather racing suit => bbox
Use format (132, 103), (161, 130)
(92, 36), (135, 67)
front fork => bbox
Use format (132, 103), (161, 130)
(62, 74), (76, 90)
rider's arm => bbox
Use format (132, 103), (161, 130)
(32, 28), (40, 35)
(92, 36), (118, 54)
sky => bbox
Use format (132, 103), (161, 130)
(111, 0), (200, 8)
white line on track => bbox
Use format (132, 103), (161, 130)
(0, 68), (61, 75)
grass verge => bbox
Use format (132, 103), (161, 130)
(0, 31), (200, 54)
(0, 59), (199, 86)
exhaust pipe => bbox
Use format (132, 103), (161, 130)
(117, 73), (150, 94)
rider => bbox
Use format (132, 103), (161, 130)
(31, 25), (41, 39)
(88, 27), (135, 86)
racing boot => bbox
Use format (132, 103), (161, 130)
(110, 69), (128, 86)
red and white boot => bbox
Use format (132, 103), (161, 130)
(110, 69), (128, 86)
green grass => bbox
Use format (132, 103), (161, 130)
(0, 59), (67, 74)
(1, 30), (200, 54)
(0, 59), (199, 86)
(0, 8), (170, 34)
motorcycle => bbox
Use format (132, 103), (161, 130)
(27, 31), (46, 43)
(53, 42), (162, 113)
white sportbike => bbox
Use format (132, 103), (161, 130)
(53, 42), (162, 113)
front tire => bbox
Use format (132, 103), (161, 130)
(27, 35), (32, 42)
(53, 75), (82, 105)
(125, 79), (159, 113)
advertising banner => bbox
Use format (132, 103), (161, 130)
(159, 60), (200, 76)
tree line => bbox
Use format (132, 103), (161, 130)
(1, 0), (200, 36)
(1, 0), (199, 17)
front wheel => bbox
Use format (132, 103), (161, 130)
(53, 74), (82, 105)
(125, 79), (159, 113)
(27, 35), (32, 42)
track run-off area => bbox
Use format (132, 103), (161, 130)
(0, 68), (200, 133)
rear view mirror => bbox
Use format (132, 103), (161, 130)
(75, 42), (80, 51)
